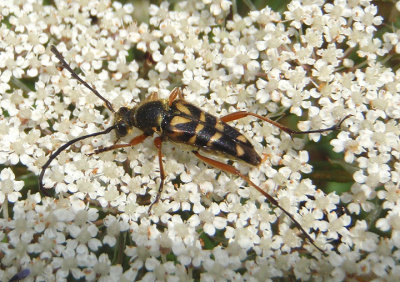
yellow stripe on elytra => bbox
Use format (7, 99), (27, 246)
(207, 132), (223, 146)
(236, 144), (245, 157)
(170, 116), (192, 127)
(236, 135), (247, 143)
(199, 112), (206, 122)
(175, 102), (192, 116)
(188, 123), (205, 144)
(215, 122), (224, 132)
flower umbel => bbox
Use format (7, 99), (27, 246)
(0, 0), (399, 280)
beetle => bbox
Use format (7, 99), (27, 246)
(39, 45), (351, 254)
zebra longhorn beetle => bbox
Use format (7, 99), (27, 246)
(40, 45), (351, 254)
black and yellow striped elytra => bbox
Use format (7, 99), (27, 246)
(166, 100), (261, 166)
(40, 46), (352, 255)
(118, 97), (262, 166)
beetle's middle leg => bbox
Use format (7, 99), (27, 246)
(89, 134), (165, 213)
(220, 111), (351, 136)
(148, 137), (165, 213)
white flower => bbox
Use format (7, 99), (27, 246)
(0, 168), (23, 203)
(153, 46), (184, 73)
(1, 0), (400, 279)
(103, 215), (129, 247)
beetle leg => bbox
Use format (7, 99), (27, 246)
(168, 87), (184, 106)
(192, 151), (326, 254)
(89, 134), (148, 155)
(220, 111), (352, 136)
(145, 91), (159, 102)
(148, 137), (165, 213)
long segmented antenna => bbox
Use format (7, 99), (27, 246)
(39, 125), (117, 195)
(40, 46), (118, 195)
(50, 45), (115, 113)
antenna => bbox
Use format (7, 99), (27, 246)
(39, 125), (118, 195)
(50, 45), (115, 113)
(39, 46), (119, 195)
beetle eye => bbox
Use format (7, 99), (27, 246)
(116, 123), (128, 136)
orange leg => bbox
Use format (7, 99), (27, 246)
(148, 137), (165, 213)
(89, 134), (165, 213)
(168, 87), (184, 106)
(89, 134), (148, 155)
(193, 151), (325, 254)
(220, 111), (352, 136)
(144, 92), (159, 102)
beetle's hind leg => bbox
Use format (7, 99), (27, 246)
(192, 151), (326, 254)
(220, 111), (352, 136)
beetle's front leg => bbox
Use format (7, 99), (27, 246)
(88, 134), (148, 155)
(168, 87), (184, 106)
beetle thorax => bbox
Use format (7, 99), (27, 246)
(133, 100), (169, 136)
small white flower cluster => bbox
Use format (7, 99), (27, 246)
(1, 0), (400, 280)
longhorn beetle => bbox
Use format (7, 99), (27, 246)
(40, 45), (351, 254)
